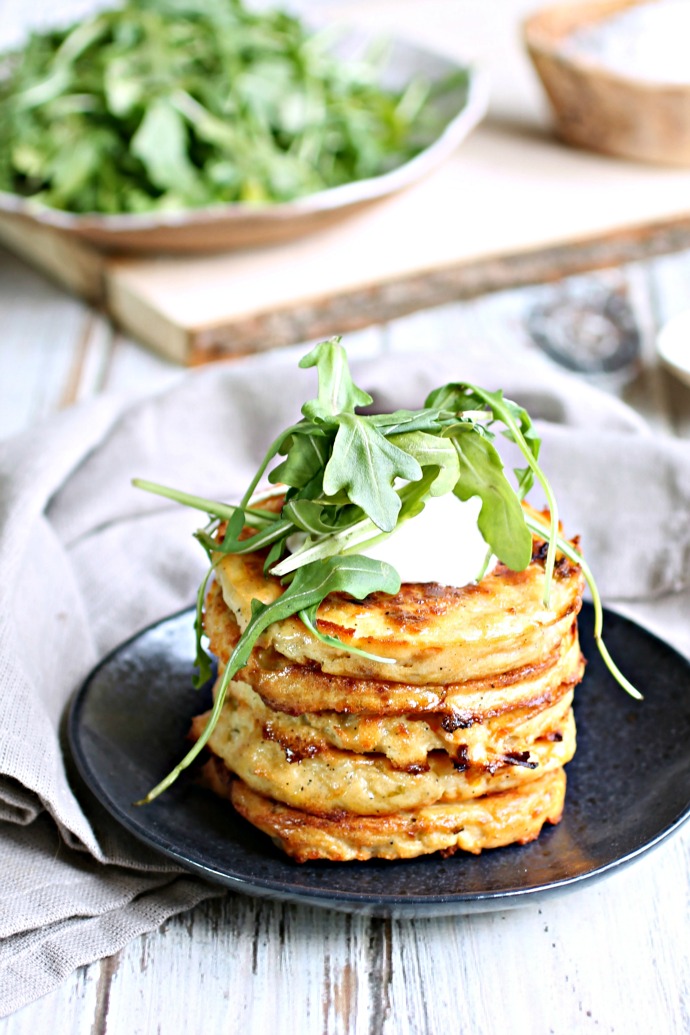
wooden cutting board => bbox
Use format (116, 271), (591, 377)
(3, 119), (690, 364)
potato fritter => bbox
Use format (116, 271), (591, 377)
(214, 518), (584, 686)
(193, 510), (585, 862)
(191, 676), (575, 815)
(203, 763), (568, 863)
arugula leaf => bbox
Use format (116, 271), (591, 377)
(130, 98), (198, 194)
(389, 430), (459, 496)
(268, 429), (331, 491)
(425, 381), (559, 604)
(239, 554), (400, 665)
(299, 338), (373, 420)
(47, 137), (102, 207)
(427, 383), (540, 472)
(282, 499), (345, 536)
(323, 413), (422, 532)
(450, 425), (532, 571)
(369, 408), (447, 435)
(238, 421), (308, 509)
(466, 388), (542, 497)
(458, 384), (558, 603)
(281, 498), (360, 538)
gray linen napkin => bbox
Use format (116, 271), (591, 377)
(1, 348), (688, 1016)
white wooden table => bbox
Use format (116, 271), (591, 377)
(2, 238), (690, 1035)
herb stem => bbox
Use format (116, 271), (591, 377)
(239, 422), (306, 509)
(270, 478), (432, 577)
(132, 478), (277, 526)
(135, 661), (234, 805)
(524, 514), (642, 700)
(297, 608), (396, 664)
(270, 512), (380, 576)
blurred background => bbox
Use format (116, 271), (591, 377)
(2, 0), (690, 440)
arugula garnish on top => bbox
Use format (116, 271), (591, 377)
(0, 0), (468, 214)
(133, 337), (640, 804)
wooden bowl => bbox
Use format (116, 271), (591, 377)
(524, 0), (690, 166)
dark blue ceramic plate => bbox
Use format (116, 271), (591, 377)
(68, 604), (690, 918)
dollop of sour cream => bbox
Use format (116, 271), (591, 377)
(360, 493), (496, 587)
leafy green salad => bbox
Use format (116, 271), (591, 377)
(0, 0), (467, 214)
(134, 338), (640, 804)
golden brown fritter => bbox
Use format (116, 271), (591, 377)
(204, 579), (585, 724)
(202, 763), (567, 862)
(214, 518), (584, 686)
(193, 503), (585, 862)
(201, 651), (576, 769)
(191, 678), (576, 815)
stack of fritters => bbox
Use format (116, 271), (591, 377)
(193, 514), (585, 862)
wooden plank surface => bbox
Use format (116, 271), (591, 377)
(0, 212), (105, 302)
(6, 121), (690, 364)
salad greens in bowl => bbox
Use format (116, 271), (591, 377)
(0, 0), (488, 252)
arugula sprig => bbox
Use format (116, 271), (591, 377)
(133, 336), (640, 803)
(136, 553), (400, 804)
(523, 512), (642, 701)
